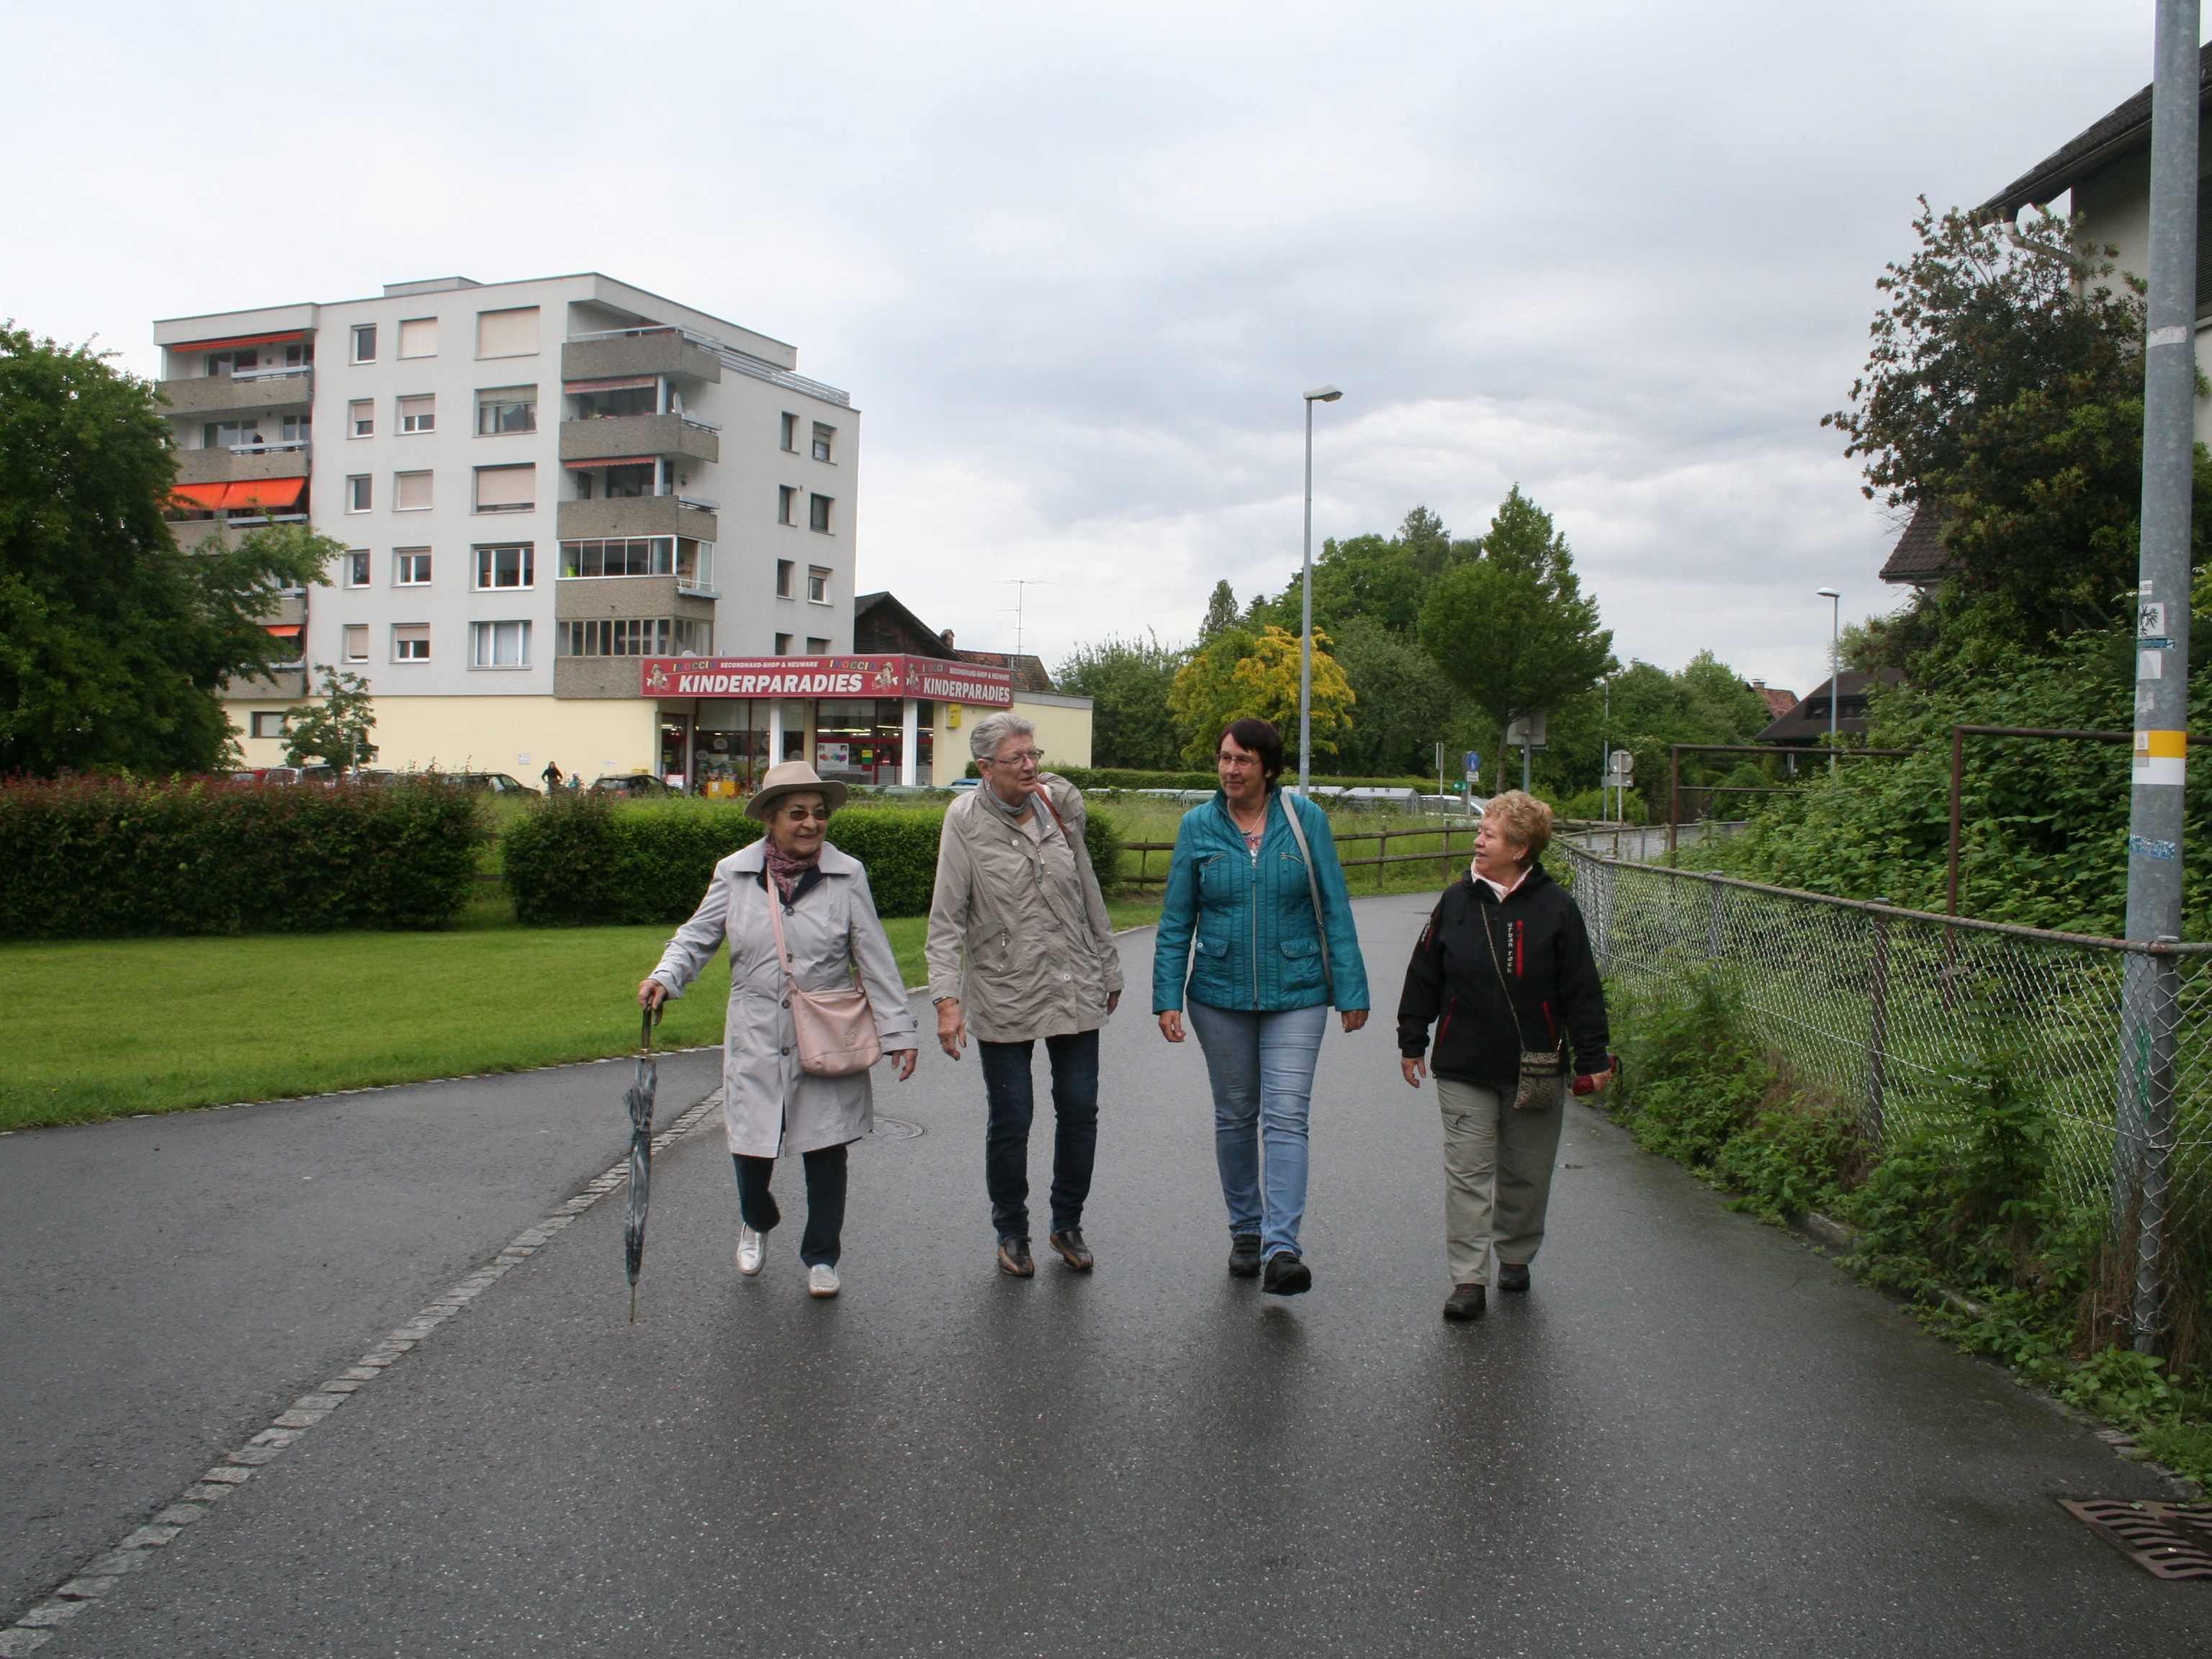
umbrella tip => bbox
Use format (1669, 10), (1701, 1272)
(629, 1284), (637, 1323)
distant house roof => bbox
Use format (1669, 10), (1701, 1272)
(1755, 669), (1903, 748)
(1980, 42), (2212, 218)
(851, 589), (1055, 691)
(1879, 503), (1955, 588)
(1748, 680), (1799, 720)
(951, 649), (1054, 693)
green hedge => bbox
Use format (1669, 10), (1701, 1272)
(0, 778), (484, 938)
(503, 793), (1129, 926)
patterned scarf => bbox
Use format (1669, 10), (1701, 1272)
(763, 841), (819, 903)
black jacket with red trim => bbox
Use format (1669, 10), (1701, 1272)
(1395, 862), (1610, 1087)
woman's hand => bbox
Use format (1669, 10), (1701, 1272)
(935, 999), (966, 1060)
(889, 1048), (918, 1082)
(1340, 1009), (1368, 1034)
(1401, 1055), (1427, 1088)
(637, 978), (668, 1012)
(1158, 1010), (1184, 1043)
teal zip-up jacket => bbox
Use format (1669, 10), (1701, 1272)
(1153, 788), (1370, 1015)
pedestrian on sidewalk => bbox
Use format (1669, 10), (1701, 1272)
(541, 759), (563, 791)
(1154, 719), (1370, 1295)
(927, 713), (1124, 1279)
(1395, 791), (1614, 1323)
(639, 760), (918, 1300)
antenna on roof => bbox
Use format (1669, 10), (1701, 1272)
(999, 580), (1052, 662)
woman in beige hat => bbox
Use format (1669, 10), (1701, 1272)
(639, 761), (919, 1298)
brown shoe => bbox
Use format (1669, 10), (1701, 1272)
(997, 1236), (1035, 1278)
(1443, 1282), (1487, 1321)
(1047, 1229), (1094, 1272)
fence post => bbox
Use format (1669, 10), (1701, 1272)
(1594, 856), (1615, 971)
(1378, 827), (1388, 891)
(1705, 882), (1725, 959)
(2133, 939), (2180, 1354)
(1865, 900), (1892, 1144)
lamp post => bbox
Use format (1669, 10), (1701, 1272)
(1298, 385), (1343, 794)
(1815, 587), (1840, 775)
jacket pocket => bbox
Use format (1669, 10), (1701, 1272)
(1195, 935), (1229, 960)
(1278, 934), (1323, 990)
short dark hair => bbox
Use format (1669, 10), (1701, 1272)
(1218, 718), (1285, 784)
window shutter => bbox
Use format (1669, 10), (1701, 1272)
(475, 464), (536, 509)
(394, 471), (433, 511)
(476, 307), (540, 358)
(397, 318), (439, 358)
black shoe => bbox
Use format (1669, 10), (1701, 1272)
(1047, 1228), (1094, 1272)
(1444, 1282), (1487, 1321)
(1496, 1262), (1531, 1293)
(1261, 1251), (1312, 1296)
(997, 1237), (1034, 1278)
(1228, 1234), (1263, 1278)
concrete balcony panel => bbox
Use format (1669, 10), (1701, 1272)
(161, 370), (313, 418)
(560, 413), (719, 466)
(557, 497), (718, 542)
(222, 666), (309, 701)
(173, 446), (313, 487)
(554, 574), (716, 621)
(554, 659), (646, 700)
(562, 331), (722, 386)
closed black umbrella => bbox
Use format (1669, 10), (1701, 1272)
(623, 1003), (661, 1321)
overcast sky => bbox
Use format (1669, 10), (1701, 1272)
(4, 1), (2180, 694)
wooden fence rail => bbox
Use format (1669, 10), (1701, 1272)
(1116, 824), (1481, 890)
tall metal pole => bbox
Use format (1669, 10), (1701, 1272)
(2123, 0), (2199, 1354)
(1299, 395), (1315, 796)
(1817, 588), (1841, 776)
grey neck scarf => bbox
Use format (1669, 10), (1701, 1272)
(980, 781), (1033, 821)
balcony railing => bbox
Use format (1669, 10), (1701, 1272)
(680, 414), (721, 433)
(566, 326), (851, 408)
(230, 364), (313, 384)
(230, 439), (310, 455)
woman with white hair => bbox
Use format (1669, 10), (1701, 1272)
(926, 711), (1123, 1279)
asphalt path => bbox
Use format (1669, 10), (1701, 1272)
(6, 895), (2203, 1655)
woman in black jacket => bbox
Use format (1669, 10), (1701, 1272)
(1396, 791), (1614, 1322)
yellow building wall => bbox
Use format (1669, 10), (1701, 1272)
(932, 695), (1092, 774)
(366, 697), (657, 782)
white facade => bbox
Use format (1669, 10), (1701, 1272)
(153, 274), (859, 779)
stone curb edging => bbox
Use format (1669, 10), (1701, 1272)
(0, 1088), (727, 1655)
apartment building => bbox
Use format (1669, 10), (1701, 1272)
(156, 273), (858, 782)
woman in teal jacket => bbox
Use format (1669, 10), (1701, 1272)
(1154, 718), (1370, 1295)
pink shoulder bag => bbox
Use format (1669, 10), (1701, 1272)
(765, 878), (883, 1076)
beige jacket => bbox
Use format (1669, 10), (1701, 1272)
(925, 773), (1123, 1043)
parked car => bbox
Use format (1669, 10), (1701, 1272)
(231, 766), (304, 786)
(589, 773), (670, 796)
(457, 772), (538, 796)
(945, 778), (980, 794)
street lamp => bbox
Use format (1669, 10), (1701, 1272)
(1815, 587), (1840, 775)
(1298, 385), (1344, 794)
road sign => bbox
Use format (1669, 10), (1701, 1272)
(1608, 749), (1634, 782)
(1505, 711), (1547, 749)
(1464, 750), (1481, 775)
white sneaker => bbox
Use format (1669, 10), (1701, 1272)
(807, 1263), (840, 1298)
(736, 1226), (764, 1277)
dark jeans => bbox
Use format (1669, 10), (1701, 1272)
(732, 1146), (848, 1267)
(978, 1029), (1100, 1241)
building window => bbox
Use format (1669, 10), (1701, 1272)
(342, 624), (368, 662)
(775, 633), (793, 655)
(204, 349), (256, 378)
(809, 493), (832, 534)
(559, 536), (712, 586)
(811, 421), (835, 462)
(397, 395), (435, 434)
(347, 400), (374, 439)
(477, 387), (536, 434)
(392, 624), (431, 662)
(806, 637), (830, 654)
(775, 559), (793, 598)
(559, 618), (707, 657)
(475, 543), (534, 590)
(204, 419), (264, 451)
(397, 318), (438, 359)
(343, 549), (371, 586)
(394, 470), (433, 512)
(395, 548), (432, 586)
(351, 324), (377, 364)
(777, 485), (796, 525)
(346, 476), (372, 513)
(573, 382), (656, 420)
(285, 341), (313, 368)
(470, 620), (531, 669)
(250, 711), (292, 739)
(475, 464), (536, 513)
(807, 566), (830, 604)
(281, 414), (310, 445)
(780, 412), (797, 451)
(572, 462), (652, 501)
(475, 306), (539, 359)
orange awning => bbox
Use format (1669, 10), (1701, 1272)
(563, 456), (657, 469)
(168, 477), (307, 511)
(169, 330), (305, 354)
(564, 376), (659, 393)
(170, 482), (232, 509)
(263, 624), (303, 638)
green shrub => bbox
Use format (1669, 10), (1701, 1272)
(966, 763), (1437, 793)
(0, 777), (483, 938)
(504, 795), (762, 926)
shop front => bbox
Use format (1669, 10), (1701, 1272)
(640, 654), (1016, 797)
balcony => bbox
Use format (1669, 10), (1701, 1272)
(554, 574), (717, 620)
(562, 328), (722, 386)
(557, 495), (718, 542)
(172, 444), (311, 487)
(561, 412), (719, 467)
(161, 368), (313, 418)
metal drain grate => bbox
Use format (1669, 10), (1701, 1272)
(862, 1117), (924, 1143)
(2059, 1498), (2212, 1580)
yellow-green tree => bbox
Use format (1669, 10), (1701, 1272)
(1169, 624), (1354, 769)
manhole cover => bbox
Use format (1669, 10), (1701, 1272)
(2059, 1498), (2212, 1580)
(863, 1117), (924, 1143)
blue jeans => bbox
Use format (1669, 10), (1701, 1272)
(1184, 1000), (1328, 1262)
(977, 1030), (1100, 1241)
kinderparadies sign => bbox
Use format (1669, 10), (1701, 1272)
(639, 654), (1016, 708)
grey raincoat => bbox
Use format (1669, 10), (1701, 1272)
(649, 840), (919, 1158)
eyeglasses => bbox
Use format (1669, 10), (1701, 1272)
(985, 749), (1043, 767)
(1216, 753), (1260, 768)
(779, 805), (832, 822)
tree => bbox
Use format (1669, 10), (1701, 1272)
(0, 327), (331, 774)
(1418, 485), (1615, 733)
(1246, 505), (1478, 638)
(1326, 617), (1458, 776)
(1168, 624), (1354, 768)
(1197, 580), (1239, 642)
(284, 665), (379, 772)
(1054, 631), (1186, 769)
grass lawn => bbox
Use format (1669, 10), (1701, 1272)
(0, 898), (1162, 1133)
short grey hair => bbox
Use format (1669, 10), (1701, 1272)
(969, 711), (1037, 762)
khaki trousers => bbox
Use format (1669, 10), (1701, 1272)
(1436, 1076), (1565, 1285)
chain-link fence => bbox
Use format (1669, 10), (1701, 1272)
(1555, 842), (2211, 1373)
